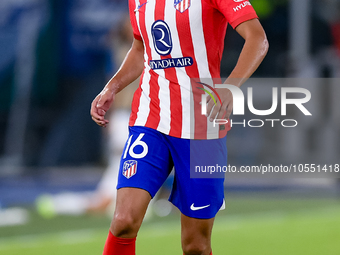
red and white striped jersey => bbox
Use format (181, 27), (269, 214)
(128, 0), (258, 139)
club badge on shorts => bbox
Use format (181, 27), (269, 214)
(123, 160), (138, 179)
(174, 0), (191, 13)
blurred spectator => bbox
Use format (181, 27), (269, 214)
(36, 15), (136, 216)
(37, 0), (128, 166)
(0, 0), (50, 170)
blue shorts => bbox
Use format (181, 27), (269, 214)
(117, 126), (227, 219)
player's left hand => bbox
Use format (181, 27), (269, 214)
(206, 88), (233, 122)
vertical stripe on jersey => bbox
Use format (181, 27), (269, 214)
(176, 3), (207, 139)
(189, 1), (219, 139)
(134, 68), (152, 127)
(163, 1), (191, 138)
(144, 0), (161, 130)
(130, 0), (151, 127)
(188, 3), (210, 79)
(202, 5), (226, 79)
(163, 0), (182, 137)
(129, 0), (141, 126)
(154, 0), (171, 135)
(129, 72), (144, 126)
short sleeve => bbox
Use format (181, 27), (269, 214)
(129, 0), (142, 41)
(211, 0), (258, 29)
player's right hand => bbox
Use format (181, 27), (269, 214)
(90, 87), (115, 127)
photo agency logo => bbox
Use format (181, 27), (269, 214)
(198, 82), (312, 128)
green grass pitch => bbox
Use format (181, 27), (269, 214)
(0, 197), (340, 255)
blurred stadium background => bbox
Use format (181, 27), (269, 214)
(0, 0), (340, 254)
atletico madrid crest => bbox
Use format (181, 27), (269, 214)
(123, 160), (138, 179)
(174, 0), (191, 13)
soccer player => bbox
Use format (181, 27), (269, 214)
(91, 0), (268, 254)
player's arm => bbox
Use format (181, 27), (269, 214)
(91, 38), (144, 127)
(227, 18), (269, 85)
(207, 19), (269, 121)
